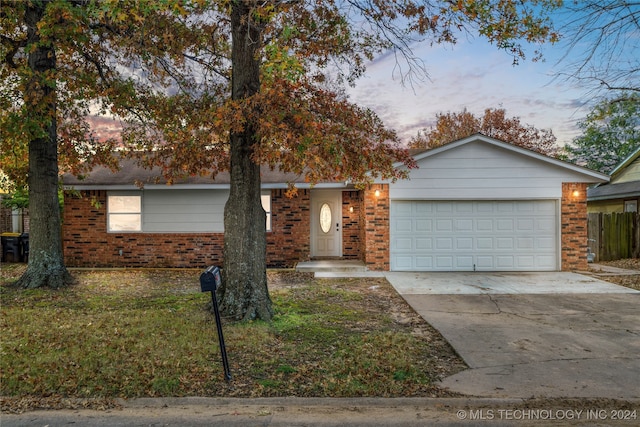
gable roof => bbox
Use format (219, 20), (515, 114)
(588, 146), (640, 201)
(64, 134), (610, 191)
(392, 133), (609, 182)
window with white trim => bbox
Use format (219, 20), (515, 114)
(261, 192), (272, 232)
(108, 194), (142, 232)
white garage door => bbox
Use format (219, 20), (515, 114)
(390, 200), (558, 271)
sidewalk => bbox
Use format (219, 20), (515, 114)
(3, 397), (640, 426)
(586, 263), (640, 276)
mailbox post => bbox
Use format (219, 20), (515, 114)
(200, 266), (232, 382)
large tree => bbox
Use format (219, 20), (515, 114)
(409, 107), (559, 156)
(0, 0), (174, 287)
(3, 1), (561, 320)
(563, 93), (640, 174)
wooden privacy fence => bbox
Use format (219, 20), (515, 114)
(588, 212), (640, 262)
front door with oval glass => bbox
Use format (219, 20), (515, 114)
(311, 190), (342, 257)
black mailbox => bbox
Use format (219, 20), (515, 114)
(199, 265), (231, 382)
(200, 266), (222, 292)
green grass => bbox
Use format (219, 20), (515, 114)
(1, 265), (465, 402)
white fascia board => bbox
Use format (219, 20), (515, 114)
(64, 184), (230, 191)
(65, 182), (352, 191)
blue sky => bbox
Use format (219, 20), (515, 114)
(347, 35), (592, 147)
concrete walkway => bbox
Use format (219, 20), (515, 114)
(385, 272), (640, 399)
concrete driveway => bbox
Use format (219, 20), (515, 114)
(384, 272), (640, 399)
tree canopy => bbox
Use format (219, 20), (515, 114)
(409, 107), (559, 157)
(563, 93), (640, 174)
(2, 0), (562, 317)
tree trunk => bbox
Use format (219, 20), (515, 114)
(16, 0), (72, 289)
(218, 1), (273, 321)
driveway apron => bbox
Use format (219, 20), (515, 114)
(384, 272), (640, 399)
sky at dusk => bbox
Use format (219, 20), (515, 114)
(347, 34), (592, 147)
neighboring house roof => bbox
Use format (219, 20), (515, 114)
(588, 146), (640, 201)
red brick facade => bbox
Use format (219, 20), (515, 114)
(63, 183), (588, 271)
(63, 189), (312, 268)
(267, 189), (311, 267)
(362, 184), (390, 271)
(63, 190), (224, 268)
(342, 190), (362, 260)
(561, 182), (589, 271)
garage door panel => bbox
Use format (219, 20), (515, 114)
(416, 238), (432, 250)
(416, 219), (432, 232)
(537, 255), (555, 269)
(394, 256), (413, 269)
(496, 238), (514, 249)
(496, 256), (515, 268)
(537, 237), (554, 249)
(517, 237), (534, 249)
(435, 256), (453, 269)
(390, 200), (557, 271)
(436, 203), (454, 213)
(497, 219), (514, 231)
(415, 256), (432, 269)
(517, 218), (535, 231)
(537, 218), (554, 230)
(455, 203), (473, 214)
(436, 219), (453, 231)
(394, 237), (412, 250)
(436, 238), (453, 250)
(456, 256), (473, 269)
(517, 255), (535, 268)
(456, 219), (473, 231)
(477, 219), (493, 231)
(394, 218), (413, 232)
(395, 202), (413, 216)
(456, 237), (473, 250)
(476, 256), (494, 268)
(415, 203), (433, 215)
(476, 237), (494, 250)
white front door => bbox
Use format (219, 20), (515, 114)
(311, 190), (342, 257)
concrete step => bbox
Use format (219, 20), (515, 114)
(296, 260), (367, 273)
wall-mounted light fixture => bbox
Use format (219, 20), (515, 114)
(572, 190), (580, 197)
(374, 189), (380, 197)
(349, 206), (354, 213)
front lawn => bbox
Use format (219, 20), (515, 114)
(0, 265), (466, 412)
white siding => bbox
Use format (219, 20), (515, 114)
(143, 190), (228, 232)
(391, 141), (599, 200)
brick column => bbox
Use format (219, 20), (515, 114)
(561, 182), (589, 271)
(363, 184), (389, 271)
(342, 190), (362, 260)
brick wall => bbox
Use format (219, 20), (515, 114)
(362, 184), (389, 271)
(64, 189), (311, 268)
(342, 190), (362, 259)
(63, 190), (224, 268)
(267, 189), (310, 267)
(561, 182), (589, 271)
